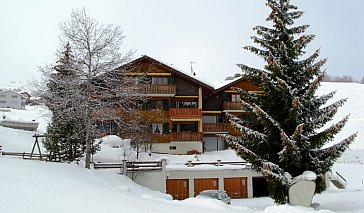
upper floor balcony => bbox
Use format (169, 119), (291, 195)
(223, 101), (244, 111)
(170, 132), (203, 142)
(169, 108), (202, 119)
(202, 123), (230, 133)
(139, 85), (176, 97)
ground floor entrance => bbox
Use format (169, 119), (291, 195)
(166, 179), (189, 200)
(194, 178), (219, 196)
(224, 177), (248, 198)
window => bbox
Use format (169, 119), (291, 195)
(172, 123), (197, 132)
(171, 101), (198, 108)
(169, 146), (176, 150)
(231, 94), (241, 102)
(0, 95), (5, 98)
(11, 95), (18, 98)
(151, 123), (162, 134)
(0, 100), (6, 104)
(151, 99), (163, 110)
(152, 77), (168, 85)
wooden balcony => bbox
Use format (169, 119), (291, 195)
(169, 108), (202, 118)
(139, 85), (176, 96)
(223, 101), (243, 111)
(170, 132), (203, 142)
(152, 133), (171, 143)
(203, 123), (230, 133)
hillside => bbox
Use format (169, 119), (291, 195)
(0, 82), (364, 213)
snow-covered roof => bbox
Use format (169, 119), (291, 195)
(213, 79), (239, 90)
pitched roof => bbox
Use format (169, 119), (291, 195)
(118, 55), (215, 91)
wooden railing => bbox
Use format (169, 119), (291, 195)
(152, 133), (171, 143)
(169, 108), (202, 118)
(203, 123), (230, 133)
(223, 101), (243, 111)
(94, 161), (163, 171)
(139, 85), (176, 95)
(170, 132), (203, 142)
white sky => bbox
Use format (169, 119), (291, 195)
(1, 0), (363, 88)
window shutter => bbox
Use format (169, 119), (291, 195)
(163, 122), (169, 134)
(222, 93), (228, 101)
(167, 76), (174, 85)
(163, 99), (169, 111)
(145, 99), (151, 110)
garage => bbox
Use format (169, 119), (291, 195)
(194, 178), (219, 196)
(203, 136), (225, 152)
(252, 177), (269, 197)
(224, 177), (248, 198)
(166, 179), (189, 200)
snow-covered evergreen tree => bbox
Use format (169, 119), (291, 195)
(222, 0), (357, 204)
(42, 43), (93, 162)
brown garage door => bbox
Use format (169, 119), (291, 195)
(224, 177), (248, 198)
(194, 178), (219, 196)
(166, 179), (189, 200)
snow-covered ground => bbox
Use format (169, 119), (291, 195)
(0, 82), (364, 213)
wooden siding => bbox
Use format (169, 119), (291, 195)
(203, 94), (223, 111)
(194, 178), (219, 197)
(169, 108), (202, 118)
(166, 179), (189, 200)
(170, 132), (203, 142)
(224, 177), (248, 198)
(174, 75), (199, 96)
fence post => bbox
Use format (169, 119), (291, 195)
(161, 159), (167, 173)
(122, 160), (127, 176)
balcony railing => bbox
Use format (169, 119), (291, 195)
(152, 133), (171, 143)
(169, 108), (202, 118)
(223, 101), (243, 111)
(139, 85), (176, 95)
(203, 123), (230, 133)
(170, 132), (203, 142)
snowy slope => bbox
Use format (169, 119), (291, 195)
(317, 83), (364, 149)
(1, 82), (364, 213)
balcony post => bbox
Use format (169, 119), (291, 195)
(198, 86), (203, 132)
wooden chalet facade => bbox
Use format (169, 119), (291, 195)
(96, 55), (261, 154)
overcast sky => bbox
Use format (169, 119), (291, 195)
(1, 0), (363, 89)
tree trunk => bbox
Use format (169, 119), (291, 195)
(85, 105), (91, 169)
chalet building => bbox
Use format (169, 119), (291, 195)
(0, 90), (27, 110)
(97, 55), (262, 155)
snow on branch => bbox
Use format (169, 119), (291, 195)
(225, 113), (268, 145)
(311, 133), (357, 161)
(308, 115), (349, 149)
(312, 90), (336, 108)
(232, 87), (261, 101)
(276, 77), (293, 96)
(237, 64), (268, 78)
(244, 46), (269, 58)
(262, 161), (291, 186)
(315, 98), (347, 119)
(253, 103), (283, 132)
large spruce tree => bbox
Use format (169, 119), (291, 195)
(223, 0), (357, 204)
(43, 43), (93, 162)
